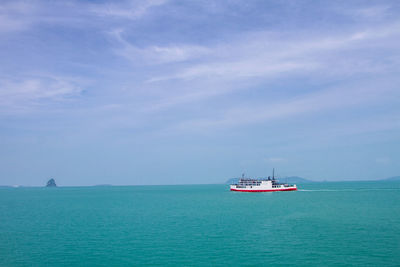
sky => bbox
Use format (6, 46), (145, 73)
(0, 0), (399, 186)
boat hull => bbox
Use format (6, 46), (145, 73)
(230, 187), (297, 192)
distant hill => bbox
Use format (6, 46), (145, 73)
(226, 176), (314, 184)
(382, 176), (400, 181)
(46, 178), (57, 187)
(281, 176), (315, 183)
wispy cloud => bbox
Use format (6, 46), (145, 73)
(148, 23), (400, 82)
(354, 5), (390, 19)
(91, 0), (168, 19)
(171, 80), (399, 131)
(0, 0), (167, 34)
(130, 21), (400, 115)
(0, 75), (85, 113)
(0, 1), (35, 33)
(110, 29), (209, 64)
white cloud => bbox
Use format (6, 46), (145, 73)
(0, 0), (167, 34)
(110, 29), (210, 64)
(148, 59), (315, 82)
(0, 76), (85, 112)
(0, 2), (35, 33)
(171, 80), (399, 131)
(148, 23), (400, 82)
(125, 20), (400, 118)
(355, 6), (390, 19)
(91, 0), (167, 19)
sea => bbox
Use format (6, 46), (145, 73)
(0, 181), (399, 266)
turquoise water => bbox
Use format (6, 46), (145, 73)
(1, 182), (399, 266)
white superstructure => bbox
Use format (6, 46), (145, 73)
(230, 169), (297, 192)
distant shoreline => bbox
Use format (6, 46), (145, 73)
(226, 176), (400, 184)
(1, 178), (400, 188)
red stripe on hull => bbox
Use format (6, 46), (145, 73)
(230, 188), (297, 192)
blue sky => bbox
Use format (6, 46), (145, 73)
(1, 0), (399, 186)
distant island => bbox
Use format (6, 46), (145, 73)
(46, 179), (57, 187)
(383, 176), (400, 181)
(280, 176), (315, 183)
(226, 175), (400, 184)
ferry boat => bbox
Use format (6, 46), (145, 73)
(230, 169), (297, 192)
